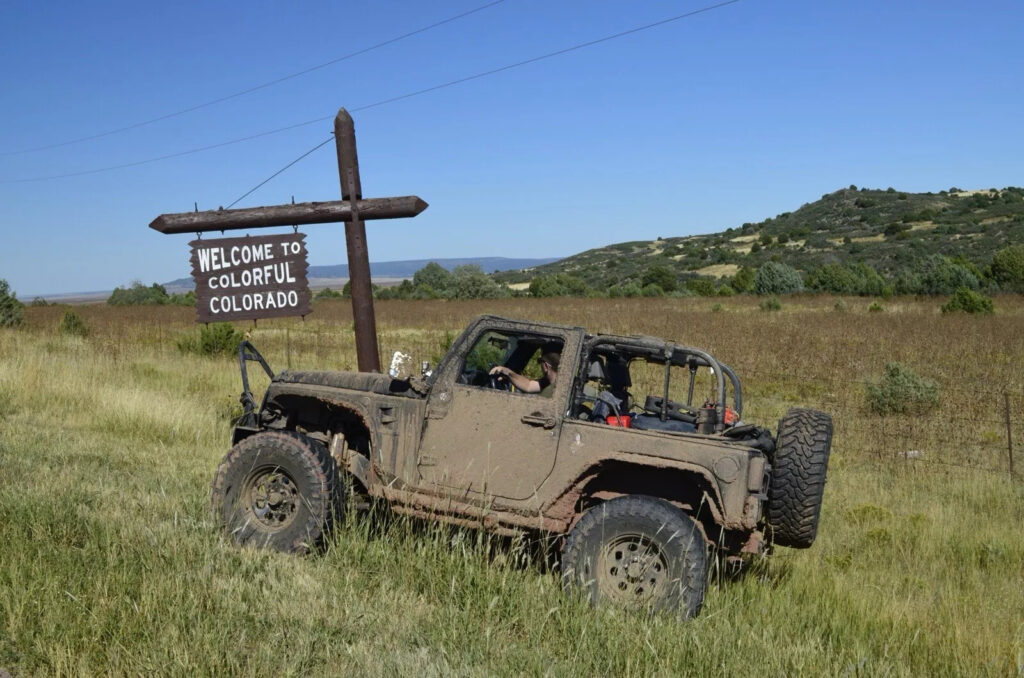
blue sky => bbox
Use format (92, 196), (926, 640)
(1, 0), (1021, 296)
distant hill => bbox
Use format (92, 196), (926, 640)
(493, 186), (1024, 289)
(164, 256), (558, 290)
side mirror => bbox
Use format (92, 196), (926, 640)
(421, 361), (432, 378)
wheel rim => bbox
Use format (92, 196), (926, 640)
(595, 533), (669, 605)
(243, 466), (300, 530)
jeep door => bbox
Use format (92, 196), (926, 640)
(417, 324), (580, 504)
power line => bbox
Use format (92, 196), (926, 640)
(0, 0), (742, 184)
(349, 0), (742, 114)
(0, 0), (508, 157)
(0, 116), (328, 182)
(226, 136), (335, 209)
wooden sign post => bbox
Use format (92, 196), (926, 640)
(151, 108), (428, 373)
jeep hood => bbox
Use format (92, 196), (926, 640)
(273, 370), (423, 397)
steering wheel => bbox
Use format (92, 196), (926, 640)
(487, 372), (512, 391)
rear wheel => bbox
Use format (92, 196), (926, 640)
(767, 408), (833, 548)
(562, 495), (708, 618)
(211, 431), (342, 553)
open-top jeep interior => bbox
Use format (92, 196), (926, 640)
(571, 338), (742, 433)
(456, 329), (564, 393)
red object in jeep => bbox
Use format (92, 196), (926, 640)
(606, 415), (631, 427)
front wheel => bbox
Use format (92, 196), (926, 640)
(211, 431), (342, 553)
(561, 496), (708, 618)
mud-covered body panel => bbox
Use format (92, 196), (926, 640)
(238, 314), (773, 551)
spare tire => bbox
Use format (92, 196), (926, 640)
(766, 408), (833, 549)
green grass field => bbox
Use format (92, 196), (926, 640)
(1, 297), (1022, 676)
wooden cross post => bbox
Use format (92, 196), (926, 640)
(150, 107), (428, 373)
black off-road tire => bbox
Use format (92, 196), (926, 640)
(211, 431), (342, 553)
(561, 495), (708, 619)
(767, 408), (833, 549)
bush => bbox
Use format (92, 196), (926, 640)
(413, 262), (453, 292)
(868, 302), (884, 313)
(990, 244), (1024, 292)
(941, 287), (994, 315)
(754, 262), (803, 295)
(759, 296), (781, 312)
(866, 362), (940, 415)
(57, 311), (88, 338)
(641, 284), (665, 297)
(448, 265), (510, 300)
(684, 278), (716, 297)
(177, 323), (245, 357)
(834, 298), (848, 312)
(108, 281), (170, 305)
(0, 279), (24, 328)
(711, 303), (723, 312)
(641, 265), (677, 293)
(314, 287), (343, 300)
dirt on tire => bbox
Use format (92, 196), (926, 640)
(561, 495), (708, 618)
(767, 408), (833, 548)
(210, 431), (342, 553)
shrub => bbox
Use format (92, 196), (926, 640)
(754, 262), (803, 295)
(108, 281), (171, 306)
(177, 323), (245, 357)
(448, 265), (509, 300)
(618, 283), (642, 298)
(834, 298), (848, 312)
(730, 267), (755, 293)
(314, 287), (343, 300)
(716, 285), (735, 297)
(684, 278), (716, 297)
(0, 279), (24, 328)
(868, 302), (884, 313)
(57, 311), (88, 338)
(641, 265), (677, 293)
(759, 296), (781, 312)
(941, 287), (994, 314)
(711, 303), (723, 312)
(641, 284), (665, 297)
(866, 362), (940, 415)
(990, 244), (1024, 292)
(412, 262), (453, 293)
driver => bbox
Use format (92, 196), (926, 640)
(489, 351), (560, 397)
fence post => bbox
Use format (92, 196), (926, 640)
(1005, 392), (1015, 480)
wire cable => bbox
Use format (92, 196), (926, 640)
(0, 116), (328, 182)
(226, 135), (335, 209)
(1, 0), (742, 184)
(0, 0), (507, 157)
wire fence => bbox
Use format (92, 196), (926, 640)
(732, 367), (1020, 482)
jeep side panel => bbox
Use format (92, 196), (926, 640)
(415, 318), (585, 506)
(544, 420), (767, 531)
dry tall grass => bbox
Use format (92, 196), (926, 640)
(2, 296), (1022, 675)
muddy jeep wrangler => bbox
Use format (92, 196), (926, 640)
(212, 315), (832, 618)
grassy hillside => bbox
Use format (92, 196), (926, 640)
(1, 298), (1022, 675)
(494, 186), (1024, 291)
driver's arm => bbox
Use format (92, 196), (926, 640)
(488, 365), (541, 393)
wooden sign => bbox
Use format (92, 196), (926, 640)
(189, 233), (311, 323)
(153, 108), (429, 370)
